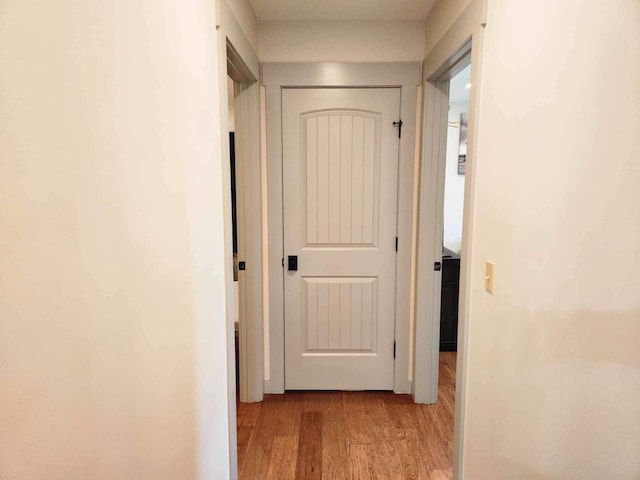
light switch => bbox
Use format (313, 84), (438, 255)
(485, 261), (495, 294)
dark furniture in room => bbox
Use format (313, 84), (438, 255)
(440, 247), (460, 351)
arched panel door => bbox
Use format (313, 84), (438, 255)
(282, 88), (401, 390)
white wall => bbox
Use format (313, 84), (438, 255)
(216, 0), (259, 82)
(443, 101), (468, 253)
(258, 21), (426, 62)
(424, 0), (473, 54)
(462, 0), (640, 478)
(0, 1), (232, 479)
(225, 0), (258, 50)
(443, 66), (471, 253)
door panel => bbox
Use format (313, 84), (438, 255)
(283, 88), (400, 390)
(304, 113), (379, 246)
(303, 277), (377, 352)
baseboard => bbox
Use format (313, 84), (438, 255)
(439, 342), (457, 352)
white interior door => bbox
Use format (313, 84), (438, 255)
(283, 88), (401, 390)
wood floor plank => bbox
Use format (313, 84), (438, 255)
(396, 427), (430, 480)
(239, 402), (281, 480)
(295, 411), (323, 480)
(441, 352), (456, 367)
(422, 400), (454, 449)
(343, 393), (371, 445)
(303, 391), (341, 413)
(237, 426), (254, 473)
(276, 393), (304, 436)
(439, 358), (455, 387)
(237, 402), (261, 427)
(322, 393), (348, 480)
(384, 394), (416, 430)
(266, 435), (298, 480)
(439, 353), (456, 388)
(432, 391), (455, 444)
(429, 468), (453, 480)
(362, 397), (404, 479)
(415, 405), (452, 471)
(348, 444), (374, 480)
(238, 353), (457, 479)
(263, 393), (286, 402)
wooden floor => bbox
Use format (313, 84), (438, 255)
(236, 352), (456, 480)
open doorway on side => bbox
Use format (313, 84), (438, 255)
(415, 6), (486, 473)
(227, 75), (240, 391)
(414, 45), (473, 406)
(224, 39), (263, 406)
(439, 65), (470, 355)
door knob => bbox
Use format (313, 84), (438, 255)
(287, 256), (298, 271)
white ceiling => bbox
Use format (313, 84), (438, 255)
(249, 0), (438, 22)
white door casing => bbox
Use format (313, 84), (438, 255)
(283, 88), (401, 390)
(264, 62), (421, 396)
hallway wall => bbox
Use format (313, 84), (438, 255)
(424, 0), (473, 54)
(462, 0), (640, 478)
(226, 0), (258, 50)
(258, 21), (426, 62)
(0, 0), (232, 478)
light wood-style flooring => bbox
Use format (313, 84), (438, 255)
(237, 352), (456, 479)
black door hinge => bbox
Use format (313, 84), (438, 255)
(393, 341), (396, 359)
(434, 262), (442, 271)
(395, 237), (398, 252)
(282, 257), (284, 267)
(392, 120), (403, 138)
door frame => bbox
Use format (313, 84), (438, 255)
(217, 0), (264, 412)
(263, 62), (421, 394)
(413, 0), (487, 478)
(229, 65), (264, 404)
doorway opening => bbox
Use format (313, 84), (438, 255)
(263, 62), (421, 395)
(438, 65), (470, 363)
(415, 8), (486, 471)
(227, 75), (240, 392)
(224, 40), (263, 406)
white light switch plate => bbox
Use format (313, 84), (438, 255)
(485, 261), (495, 294)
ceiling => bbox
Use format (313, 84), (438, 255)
(248, 0), (438, 22)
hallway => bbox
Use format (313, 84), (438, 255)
(237, 353), (456, 479)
